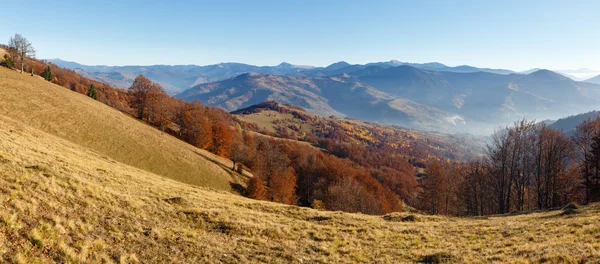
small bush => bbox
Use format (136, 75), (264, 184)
(419, 252), (457, 263)
(312, 199), (326, 210)
(561, 203), (580, 216)
(164, 197), (187, 205)
(562, 202), (579, 210)
(383, 213), (417, 222)
(561, 208), (580, 216)
(1, 55), (14, 68)
(307, 215), (331, 222)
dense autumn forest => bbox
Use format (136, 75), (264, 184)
(3, 38), (600, 216)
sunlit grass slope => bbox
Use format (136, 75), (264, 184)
(0, 67), (244, 191)
(0, 113), (599, 263)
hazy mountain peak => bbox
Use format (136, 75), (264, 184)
(326, 61), (351, 70)
(276, 62), (294, 68)
(233, 72), (262, 80)
(585, 74), (600, 84)
(528, 69), (566, 79)
(520, 68), (542, 74)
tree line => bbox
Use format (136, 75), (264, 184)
(418, 118), (600, 215)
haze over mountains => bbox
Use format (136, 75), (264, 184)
(48, 58), (520, 94)
(586, 74), (600, 85)
(49, 58), (600, 134)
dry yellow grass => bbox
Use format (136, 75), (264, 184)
(237, 110), (294, 133)
(0, 67), (246, 191)
(0, 112), (599, 263)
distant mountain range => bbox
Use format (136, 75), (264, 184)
(47, 59), (312, 94)
(548, 110), (600, 135)
(585, 74), (600, 85)
(48, 58), (600, 134)
(177, 65), (600, 134)
(48, 58), (520, 95)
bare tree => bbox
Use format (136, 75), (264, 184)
(8, 34), (35, 73)
(573, 117), (600, 203)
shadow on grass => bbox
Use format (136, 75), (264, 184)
(193, 150), (250, 195)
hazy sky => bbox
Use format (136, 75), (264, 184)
(3, 0), (599, 71)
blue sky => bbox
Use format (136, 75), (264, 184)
(3, 0), (599, 71)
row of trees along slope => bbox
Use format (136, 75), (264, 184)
(417, 118), (600, 215)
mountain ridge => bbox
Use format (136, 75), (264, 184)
(177, 66), (600, 134)
(586, 74), (600, 85)
(47, 58), (523, 94)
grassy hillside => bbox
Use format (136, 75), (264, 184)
(0, 114), (599, 263)
(0, 67), (245, 191)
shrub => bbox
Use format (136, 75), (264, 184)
(1, 54), (14, 68)
(312, 199), (326, 210)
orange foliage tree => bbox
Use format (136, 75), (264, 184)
(212, 123), (232, 157)
(247, 176), (266, 200)
(269, 167), (298, 205)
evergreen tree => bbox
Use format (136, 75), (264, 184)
(87, 84), (97, 100)
(42, 66), (52, 81)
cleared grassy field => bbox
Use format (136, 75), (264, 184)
(0, 67), (245, 191)
(236, 110), (296, 133)
(0, 113), (599, 263)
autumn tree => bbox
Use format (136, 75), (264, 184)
(212, 123), (233, 157)
(128, 75), (164, 120)
(419, 159), (448, 214)
(8, 34), (35, 73)
(458, 160), (494, 216)
(230, 141), (247, 170)
(253, 138), (289, 182)
(486, 119), (536, 213)
(483, 119), (580, 214)
(533, 124), (574, 209)
(145, 82), (168, 126)
(325, 177), (382, 214)
(178, 103), (214, 151)
(247, 176), (266, 200)
(268, 167), (298, 205)
(241, 131), (256, 169)
(197, 118), (214, 150)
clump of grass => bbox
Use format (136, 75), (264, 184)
(419, 252), (457, 263)
(563, 202), (579, 210)
(307, 215), (331, 222)
(561, 202), (581, 216)
(383, 213), (417, 222)
(0, 154), (9, 164)
(164, 196), (187, 205)
(25, 164), (48, 172)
